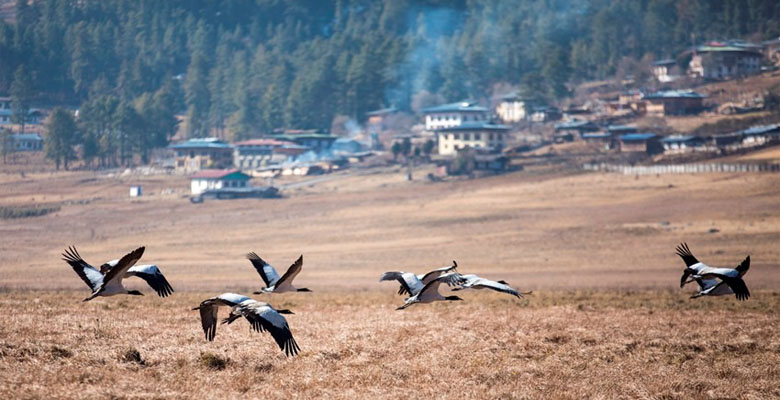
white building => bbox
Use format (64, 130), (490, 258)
(689, 43), (762, 79)
(190, 169), (251, 195)
(436, 123), (510, 156)
(652, 59), (678, 83)
(420, 101), (489, 131)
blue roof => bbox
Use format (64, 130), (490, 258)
(581, 133), (611, 139)
(742, 124), (780, 136)
(643, 90), (705, 100)
(661, 135), (700, 143)
(620, 133), (658, 141)
(168, 137), (233, 150)
(421, 101), (488, 113)
(436, 122), (510, 132)
(9, 133), (42, 141)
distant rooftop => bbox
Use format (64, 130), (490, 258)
(652, 59), (676, 66)
(421, 101), (488, 114)
(555, 119), (598, 130)
(190, 169), (250, 180)
(693, 40), (763, 54)
(169, 137), (233, 150)
(606, 125), (638, 133)
(620, 133), (658, 141)
(436, 122), (510, 132)
(661, 135), (700, 142)
(643, 90), (705, 100)
(234, 138), (295, 147)
(366, 107), (398, 116)
(9, 133), (42, 141)
(741, 124), (780, 136)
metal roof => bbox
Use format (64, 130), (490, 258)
(555, 119), (597, 130)
(742, 124), (780, 136)
(421, 101), (488, 113)
(9, 133), (42, 141)
(643, 90), (705, 100)
(652, 59), (676, 66)
(661, 135), (700, 142)
(620, 133), (658, 141)
(366, 107), (398, 116)
(169, 137), (233, 150)
(190, 169), (250, 180)
(436, 122), (510, 132)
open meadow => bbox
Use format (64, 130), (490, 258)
(1, 167), (780, 398)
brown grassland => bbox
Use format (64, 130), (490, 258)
(1, 164), (780, 398)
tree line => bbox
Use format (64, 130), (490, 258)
(0, 0), (779, 167)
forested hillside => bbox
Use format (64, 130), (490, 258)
(1, 0), (779, 142)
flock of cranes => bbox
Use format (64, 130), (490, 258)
(62, 242), (753, 357)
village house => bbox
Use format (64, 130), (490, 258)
(8, 133), (43, 151)
(661, 135), (707, 154)
(643, 90), (705, 116)
(688, 42), (763, 79)
(740, 124), (780, 146)
(763, 37), (780, 66)
(190, 168), (251, 195)
(0, 97), (43, 126)
(169, 137), (235, 172)
(436, 122), (510, 156)
(494, 93), (538, 123)
(618, 133), (663, 155)
(652, 59), (679, 83)
(554, 119), (599, 141)
(421, 101), (489, 131)
(529, 106), (561, 123)
(273, 130), (337, 153)
(233, 138), (303, 170)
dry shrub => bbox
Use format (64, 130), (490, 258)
(49, 345), (72, 359)
(199, 352), (229, 370)
(119, 347), (145, 366)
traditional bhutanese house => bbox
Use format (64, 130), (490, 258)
(190, 169), (251, 195)
(618, 133), (663, 155)
(529, 106), (561, 122)
(169, 137), (235, 172)
(421, 101), (489, 131)
(233, 138), (300, 169)
(764, 37), (780, 66)
(652, 59), (678, 83)
(273, 130), (337, 153)
(688, 41), (763, 79)
(643, 90), (705, 116)
(741, 124), (780, 146)
(661, 135), (706, 153)
(8, 133), (43, 151)
(554, 120), (599, 141)
(436, 122), (510, 156)
(495, 93), (541, 123)
(712, 132), (743, 149)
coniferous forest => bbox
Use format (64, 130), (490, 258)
(1, 0), (780, 166)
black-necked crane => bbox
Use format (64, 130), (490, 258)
(192, 293), (300, 357)
(675, 243), (751, 301)
(451, 274), (531, 299)
(246, 253), (311, 294)
(396, 273), (466, 310)
(62, 246), (173, 301)
(379, 261), (458, 296)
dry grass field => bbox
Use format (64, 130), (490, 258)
(1, 166), (780, 398)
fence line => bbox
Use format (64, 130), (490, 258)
(582, 162), (780, 175)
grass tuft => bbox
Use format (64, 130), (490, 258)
(119, 347), (145, 366)
(49, 346), (72, 359)
(199, 352), (229, 370)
